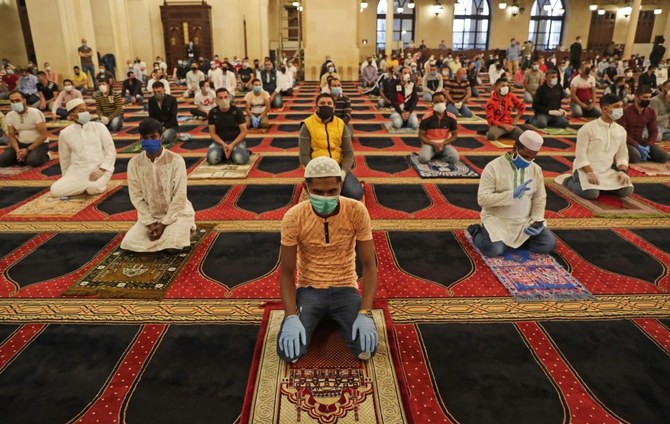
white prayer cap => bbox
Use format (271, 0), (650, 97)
(304, 156), (345, 179)
(66, 98), (86, 113)
(518, 130), (544, 152)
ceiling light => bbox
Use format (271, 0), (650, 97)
(408, 1), (416, 9)
(622, 5), (632, 17)
(292, 1), (299, 6)
(598, 8), (605, 15)
(543, 4), (551, 11)
(655, 8), (662, 15)
(397, 6), (403, 13)
(589, 4), (598, 11)
(432, 0), (444, 16)
(499, 2), (508, 8)
(510, 1), (520, 16)
(360, 1), (368, 9)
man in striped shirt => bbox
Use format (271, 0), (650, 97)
(444, 68), (473, 118)
(328, 78), (352, 134)
(95, 79), (124, 133)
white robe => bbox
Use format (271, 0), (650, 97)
(478, 154), (547, 248)
(573, 118), (631, 191)
(51, 122), (116, 197)
(120, 150), (196, 253)
(208, 68), (224, 90)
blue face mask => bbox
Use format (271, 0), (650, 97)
(11, 102), (24, 113)
(141, 139), (162, 155)
(512, 151), (533, 169)
(331, 87), (342, 97)
(253, 86), (262, 94)
(309, 193), (339, 215)
(76, 111), (90, 125)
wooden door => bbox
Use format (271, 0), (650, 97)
(635, 11), (656, 44)
(160, 1), (213, 69)
(587, 11), (616, 53)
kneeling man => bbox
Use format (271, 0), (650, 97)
(120, 118), (196, 252)
(51, 98), (116, 197)
(468, 130), (557, 257)
(277, 156), (378, 362)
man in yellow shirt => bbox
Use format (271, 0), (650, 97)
(277, 156), (378, 362)
(298, 93), (363, 200)
(71, 66), (89, 95)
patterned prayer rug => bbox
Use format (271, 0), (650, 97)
(456, 115), (488, 124)
(407, 153), (479, 178)
(121, 138), (181, 153)
(0, 166), (32, 178)
(62, 226), (210, 299)
(489, 138), (516, 149)
(6, 189), (115, 218)
(464, 231), (594, 302)
(629, 161), (670, 176)
(188, 155), (258, 179)
(525, 125), (578, 136)
(383, 122), (418, 134)
(242, 308), (409, 423)
(550, 181), (664, 217)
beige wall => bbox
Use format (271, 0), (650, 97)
(357, 0), (378, 59)
(414, 0), (453, 50)
(0, 0), (28, 66)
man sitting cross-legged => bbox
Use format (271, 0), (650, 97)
(0, 90), (50, 168)
(562, 94), (633, 200)
(390, 66), (419, 130)
(207, 88), (249, 165)
(468, 130), (557, 257)
(120, 118), (196, 253)
(485, 77), (526, 141)
(529, 69), (569, 129)
(299, 93), (363, 200)
(50, 98), (116, 198)
(243, 79), (271, 130)
(277, 156), (379, 363)
(619, 85), (670, 164)
(418, 92), (459, 165)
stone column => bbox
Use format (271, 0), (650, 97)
(623, 0), (642, 59)
(385, 0), (394, 58)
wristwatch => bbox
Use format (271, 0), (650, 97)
(358, 309), (373, 317)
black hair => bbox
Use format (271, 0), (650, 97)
(8, 89), (25, 99)
(151, 81), (165, 90)
(636, 85), (652, 96)
(199, 80), (208, 88)
(63, 79), (73, 85)
(600, 93), (622, 107)
(138, 118), (163, 138)
(315, 92), (334, 104)
(494, 77), (508, 86)
(215, 88), (230, 96)
(431, 92), (446, 101)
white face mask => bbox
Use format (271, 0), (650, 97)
(609, 107), (624, 120)
(403, 73), (411, 82)
(64, 85), (73, 92)
(99, 85), (108, 94)
(499, 86), (509, 96)
(433, 102), (447, 113)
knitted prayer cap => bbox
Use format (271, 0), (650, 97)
(304, 156), (345, 179)
(518, 130), (544, 152)
(66, 98), (86, 113)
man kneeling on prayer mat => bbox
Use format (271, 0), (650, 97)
(50, 98), (116, 198)
(277, 156), (378, 363)
(562, 94), (633, 200)
(120, 118), (196, 253)
(468, 130), (557, 257)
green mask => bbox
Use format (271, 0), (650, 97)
(309, 193), (339, 215)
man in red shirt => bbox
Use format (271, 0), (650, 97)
(1, 69), (18, 91)
(570, 65), (602, 118)
(485, 77), (526, 141)
(618, 85), (670, 163)
(418, 92), (459, 165)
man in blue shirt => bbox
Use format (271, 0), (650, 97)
(506, 38), (521, 76)
(260, 60), (282, 108)
(18, 69), (39, 106)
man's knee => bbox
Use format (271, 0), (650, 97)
(390, 113), (402, 129)
(486, 130), (498, 140)
(480, 242), (506, 257)
(531, 116), (547, 128)
(529, 231), (557, 254)
(49, 180), (69, 198)
(206, 144), (223, 165)
(460, 107), (473, 118)
(580, 189), (600, 200)
(26, 152), (48, 167)
(617, 186), (634, 198)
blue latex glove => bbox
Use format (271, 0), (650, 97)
(513, 179), (533, 199)
(637, 145), (651, 161)
(352, 313), (378, 354)
(251, 115), (261, 128)
(523, 225), (545, 237)
(278, 315), (306, 360)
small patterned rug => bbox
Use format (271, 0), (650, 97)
(7, 190), (110, 218)
(525, 125), (578, 136)
(464, 231), (594, 302)
(489, 138), (517, 149)
(550, 181), (664, 217)
(188, 154), (258, 179)
(383, 122), (418, 134)
(242, 307), (409, 424)
(629, 161), (670, 176)
(63, 226), (210, 299)
(0, 166), (32, 178)
(407, 153), (479, 178)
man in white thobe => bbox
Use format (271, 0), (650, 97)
(562, 93), (633, 199)
(50, 98), (116, 197)
(120, 118), (196, 253)
(467, 130), (557, 257)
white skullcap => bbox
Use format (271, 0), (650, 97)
(304, 156), (345, 179)
(518, 130), (544, 152)
(66, 98), (86, 113)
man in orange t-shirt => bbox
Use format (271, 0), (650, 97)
(277, 156), (378, 362)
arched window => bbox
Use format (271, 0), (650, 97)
(528, 0), (565, 51)
(376, 0), (416, 53)
(453, 0), (490, 50)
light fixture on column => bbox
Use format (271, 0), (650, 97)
(622, 3), (632, 17)
(408, 1), (416, 9)
(655, 8), (662, 15)
(432, 0), (444, 16)
(589, 3), (598, 11)
(298, 5), (303, 11)
(292, 1), (299, 6)
(510, 0), (521, 16)
(360, 0), (368, 9)
(499, 2), (508, 8)
(598, 8), (605, 15)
